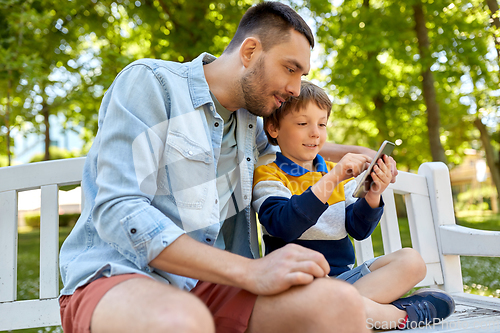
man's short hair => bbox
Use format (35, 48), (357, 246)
(264, 81), (332, 146)
(224, 1), (314, 54)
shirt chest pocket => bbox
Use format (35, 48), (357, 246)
(160, 131), (214, 209)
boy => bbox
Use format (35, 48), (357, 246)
(252, 81), (455, 329)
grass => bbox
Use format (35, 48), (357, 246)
(3, 211), (500, 332)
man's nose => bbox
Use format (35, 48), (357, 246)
(286, 78), (301, 97)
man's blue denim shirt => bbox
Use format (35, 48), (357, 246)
(59, 53), (277, 295)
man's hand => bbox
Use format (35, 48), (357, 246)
(242, 244), (330, 296)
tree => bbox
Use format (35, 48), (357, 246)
(0, 0), (47, 165)
(0, 0), (252, 162)
(308, 0), (496, 173)
(413, 1), (446, 163)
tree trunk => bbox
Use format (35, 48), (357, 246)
(413, 3), (447, 163)
(474, 117), (500, 206)
(42, 102), (51, 161)
(486, 0), (500, 65)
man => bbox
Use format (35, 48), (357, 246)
(59, 2), (378, 332)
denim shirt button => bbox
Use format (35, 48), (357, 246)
(206, 238), (211, 243)
(246, 157), (251, 162)
(188, 150), (193, 156)
(249, 124), (253, 129)
(215, 199), (218, 204)
(214, 122), (219, 127)
(130, 228), (137, 234)
(244, 195), (248, 200)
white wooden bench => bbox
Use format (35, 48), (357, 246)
(1, 159), (499, 331)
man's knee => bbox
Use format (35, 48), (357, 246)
(91, 279), (215, 333)
(151, 292), (215, 333)
(299, 278), (366, 323)
(314, 278), (364, 309)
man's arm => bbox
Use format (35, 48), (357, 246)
(150, 234), (330, 295)
(320, 143), (375, 162)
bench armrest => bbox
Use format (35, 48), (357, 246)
(439, 224), (500, 257)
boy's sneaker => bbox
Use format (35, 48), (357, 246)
(392, 288), (455, 329)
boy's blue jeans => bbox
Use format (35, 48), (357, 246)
(335, 257), (379, 284)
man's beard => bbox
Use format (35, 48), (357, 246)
(240, 57), (284, 117)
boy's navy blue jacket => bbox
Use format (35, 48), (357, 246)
(252, 153), (384, 276)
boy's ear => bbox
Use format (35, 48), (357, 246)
(266, 121), (279, 139)
(239, 37), (262, 68)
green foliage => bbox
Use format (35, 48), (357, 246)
(24, 212), (41, 228)
(305, 0), (499, 171)
(0, 154), (8, 167)
(28, 146), (76, 162)
(2, 0), (500, 190)
(23, 212), (80, 228)
(1, 0), (252, 159)
(455, 185), (497, 211)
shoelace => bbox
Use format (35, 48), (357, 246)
(412, 300), (433, 326)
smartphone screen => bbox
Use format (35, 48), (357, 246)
(352, 140), (395, 198)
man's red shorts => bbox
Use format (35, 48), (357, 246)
(59, 273), (258, 333)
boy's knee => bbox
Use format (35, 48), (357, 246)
(398, 248), (427, 279)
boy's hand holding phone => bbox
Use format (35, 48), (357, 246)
(364, 154), (392, 208)
(311, 153), (372, 204)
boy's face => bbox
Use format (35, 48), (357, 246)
(268, 102), (328, 169)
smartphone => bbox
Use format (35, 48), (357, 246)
(352, 140), (395, 198)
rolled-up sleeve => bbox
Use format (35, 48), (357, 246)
(92, 63), (185, 269)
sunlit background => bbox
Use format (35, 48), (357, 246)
(1, 1), (499, 331)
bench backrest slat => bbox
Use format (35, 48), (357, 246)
(0, 190), (18, 302)
(354, 237), (375, 265)
(379, 188), (403, 254)
(0, 158), (86, 192)
(405, 193), (442, 264)
(40, 184), (60, 299)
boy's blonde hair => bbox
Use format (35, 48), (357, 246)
(264, 80), (332, 146)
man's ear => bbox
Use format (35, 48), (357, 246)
(239, 37), (261, 68)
